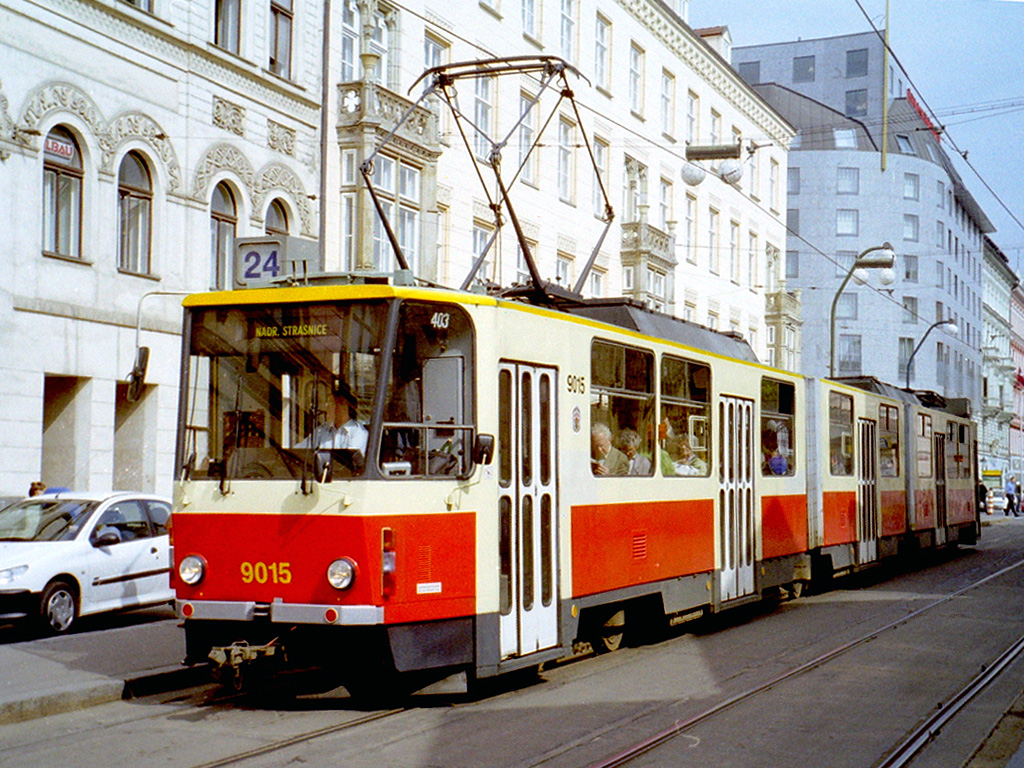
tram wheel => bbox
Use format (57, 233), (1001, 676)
(593, 609), (625, 654)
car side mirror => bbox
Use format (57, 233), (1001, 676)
(314, 450), (333, 483)
(93, 531), (121, 547)
(473, 433), (495, 465)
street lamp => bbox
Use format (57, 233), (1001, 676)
(829, 243), (897, 378)
(905, 318), (959, 390)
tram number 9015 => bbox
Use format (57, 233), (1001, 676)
(241, 561), (292, 585)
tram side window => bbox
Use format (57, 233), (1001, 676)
(879, 404), (900, 478)
(829, 392), (854, 476)
(590, 340), (654, 476)
(380, 301), (474, 478)
(661, 356), (711, 477)
(946, 420), (969, 479)
(760, 379), (795, 476)
(917, 413), (933, 478)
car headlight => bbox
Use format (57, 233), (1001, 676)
(178, 555), (206, 586)
(0, 565), (28, 586)
(327, 558), (356, 589)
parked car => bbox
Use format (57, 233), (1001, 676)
(0, 491), (172, 633)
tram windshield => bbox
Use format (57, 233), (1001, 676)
(180, 299), (475, 481)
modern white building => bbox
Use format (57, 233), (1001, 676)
(0, 0), (321, 496)
(0, 0), (793, 496)
(731, 32), (992, 414)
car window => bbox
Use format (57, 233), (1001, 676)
(146, 500), (170, 536)
(0, 499), (99, 541)
(94, 500), (151, 542)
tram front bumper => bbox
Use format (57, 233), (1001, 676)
(177, 599), (384, 625)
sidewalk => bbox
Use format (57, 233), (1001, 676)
(0, 607), (206, 725)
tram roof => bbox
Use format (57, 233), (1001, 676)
(563, 300), (760, 364)
(835, 376), (972, 418)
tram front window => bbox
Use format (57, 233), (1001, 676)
(182, 301), (386, 480)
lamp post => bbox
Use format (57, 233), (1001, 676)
(905, 318), (958, 390)
(829, 243), (896, 378)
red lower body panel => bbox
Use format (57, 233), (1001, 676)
(822, 490), (856, 546)
(571, 498), (714, 598)
(880, 490), (907, 536)
(761, 494), (808, 559)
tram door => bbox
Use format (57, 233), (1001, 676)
(718, 395), (755, 602)
(497, 363), (559, 659)
(934, 433), (948, 544)
(857, 419), (879, 563)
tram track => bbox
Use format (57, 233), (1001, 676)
(571, 555), (1024, 768)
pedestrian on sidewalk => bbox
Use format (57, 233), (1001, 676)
(1005, 476), (1019, 517)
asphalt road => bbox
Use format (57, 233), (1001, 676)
(2, 518), (1024, 767)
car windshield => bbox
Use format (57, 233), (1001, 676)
(0, 498), (99, 542)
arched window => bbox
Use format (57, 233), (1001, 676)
(210, 182), (237, 289)
(118, 151), (153, 274)
(42, 126), (83, 259)
(266, 198), (288, 235)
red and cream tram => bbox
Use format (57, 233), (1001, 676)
(170, 279), (978, 688)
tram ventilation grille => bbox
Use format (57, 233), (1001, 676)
(417, 546), (433, 581)
(632, 531), (649, 560)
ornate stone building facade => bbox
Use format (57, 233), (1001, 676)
(0, 0), (319, 495)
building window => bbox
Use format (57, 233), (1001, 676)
(747, 233), (758, 286)
(658, 177), (672, 230)
(793, 55), (814, 83)
(834, 128), (857, 148)
(210, 182), (237, 289)
(371, 156), (422, 272)
(708, 207), (720, 273)
(519, 93), (537, 185)
(903, 213), (919, 242)
(846, 48), (868, 78)
(729, 220), (740, 282)
(560, 0), (576, 62)
(787, 167), (800, 195)
(369, 11), (389, 86)
(684, 195), (697, 264)
(557, 118), (575, 203)
(214, 0), (241, 53)
(623, 264), (634, 291)
(472, 222), (494, 283)
(266, 198), (288, 235)
(686, 91), (699, 144)
(593, 138), (609, 218)
(738, 60), (760, 84)
(898, 337), (915, 380)
(594, 15), (611, 91)
(42, 126), (83, 260)
(629, 43), (644, 115)
(896, 134), (914, 153)
(904, 254), (919, 282)
(845, 89), (868, 118)
(837, 166), (859, 195)
(768, 159), (779, 210)
(121, 0), (153, 10)
(837, 335), (862, 376)
(269, 0), (293, 78)
(474, 75), (494, 159)
(589, 270), (603, 297)
(904, 173), (920, 200)
(902, 295), (918, 323)
(660, 70), (675, 137)
(117, 151), (153, 274)
(836, 293), (857, 320)
(836, 208), (859, 237)
(522, 0), (537, 40)
(341, 0), (359, 80)
(556, 253), (573, 286)
(786, 250), (799, 279)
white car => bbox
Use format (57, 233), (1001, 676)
(0, 491), (173, 633)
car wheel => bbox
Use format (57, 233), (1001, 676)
(40, 580), (78, 634)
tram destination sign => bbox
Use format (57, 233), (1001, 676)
(233, 236), (319, 288)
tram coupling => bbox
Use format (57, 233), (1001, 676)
(208, 640), (286, 689)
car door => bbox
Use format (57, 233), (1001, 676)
(82, 499), (168, 615)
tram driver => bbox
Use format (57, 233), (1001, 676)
(301, 381), (368, 456)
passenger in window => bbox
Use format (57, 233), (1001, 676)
(302, 381), (368, 454)
(761, 428), (788, 475)
(591, 422), (629, 476)
(669, 435), (707, 476)
(619, 428), (652, 475)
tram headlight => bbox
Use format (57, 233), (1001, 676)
(327, 558), (357, 590)
(178, 555), (206, 586)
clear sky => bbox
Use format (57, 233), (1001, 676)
(689, 0), (1024, 270)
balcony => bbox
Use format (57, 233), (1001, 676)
(620, 220), (676, 270)
(337, 81), (438, 150)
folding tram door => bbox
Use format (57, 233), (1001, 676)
(718, 395), (755, 602)
(497, 362), (559, 659)
(857, 418), (879, 563)
(934, 432), (948, 544)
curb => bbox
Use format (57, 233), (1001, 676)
(0, 664), (211, 726)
